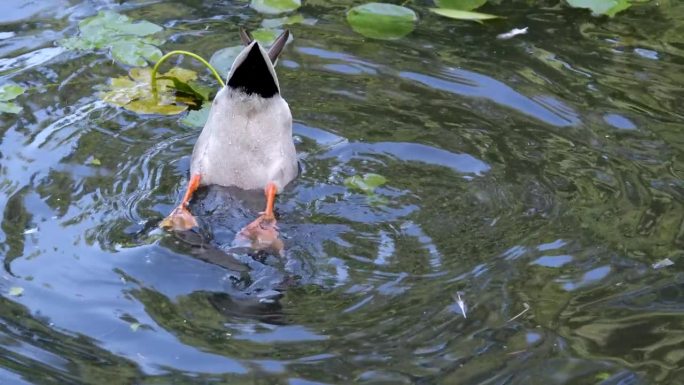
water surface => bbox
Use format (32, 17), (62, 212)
(2, 0), (684, 384)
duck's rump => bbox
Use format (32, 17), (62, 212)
(189, 90), (298, 191)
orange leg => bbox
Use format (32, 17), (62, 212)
(262, 182), (277, 220)
(234, 182), (284, 255)
(160, 174), (201, 231)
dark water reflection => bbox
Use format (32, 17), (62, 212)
(2, 0), (684, 383)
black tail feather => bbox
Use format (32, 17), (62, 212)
(227, 44), (279, 98)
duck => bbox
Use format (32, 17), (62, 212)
(160, 29), (297, 255)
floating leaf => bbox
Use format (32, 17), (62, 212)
(430, 8), (500, 21)
(595, 372), (611, 381)
(345, 173), (387, 194)
(209, 45), (244, 76)
(0, 102), (22, 114)
(251, 28), (284, 46)
(347, 3), (418, 40)
(0, 83), (24, 114)
(251, 0), (301, 14)
(435, 0), (487, 11)
(130, 322), (141, 332)
(111, 38), (163, 67)
(566, 0), (631, 16)
(87, 157), (102, 166)
(431, 8), (501, 21)
(101, 67), (198, 115)
(9, 286), (24, 296)
(261, 14), (316, 29)
(165, 77), (213, 102)
(181, 103), (211, 128)
(0, 84), (24, 101)
(60, 11), (164, 66)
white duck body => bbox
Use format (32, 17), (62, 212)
(190, 37), (297, 191)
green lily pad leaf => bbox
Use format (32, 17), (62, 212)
(0, 84), (24, 101)
(86, 157), (102, 166)
(60, 11), (164, 66)
(9, 286), (24, 296)
(261, 14), (316, 28)
(160, 68), (211, 106)
(251, 28), (283, 45)
(186, 81), (213, 101)
(111, 38), (163, 67)
(209, 45), (244, 77)
(430, 8), (501, 21)
(345, 173), (387, 194)
(0, 84), (25, 114)
(101, 67), (197, 115)
(250, 0), (301, 14)
(435, 0), (487, 11)
(566, 0), (631, 16)
(0, 102), (22, 114)
(79, 10), (162, 37)
(181, 103), (211, 128)
(347, 3), (418, 40)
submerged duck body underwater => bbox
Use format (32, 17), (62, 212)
(161, 29), (297, 257)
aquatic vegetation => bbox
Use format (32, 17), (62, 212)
(566, 0), (632, 16)
(60, 11), (164, 66)
(344, 173), (387, 194)
(430, 7), (501, 21)
(100, 67), (201, 115)
(250, 0), (302, 14)
(0, 83), (24, 114)
(435, 0), (488, 10)
(347, 0), (641, 39)
(181, 104), (212, 128)
(261, 14), (316, 28)
(347, 3), (418, 40)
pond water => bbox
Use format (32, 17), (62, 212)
(2, 0), (684, 384)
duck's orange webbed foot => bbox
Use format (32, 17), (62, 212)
(160, 174), (201, 231)
(234, 182), (284, 255)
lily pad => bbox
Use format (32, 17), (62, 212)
(86, 157), (102, 166)
(347, 3), (418, 40)
(101, 67), (198, 115)
(181, 103), (211, 128)
(251, 28), (287, 46)
(261, 14), (316, 29)
(566, 0), (631, 17)
(435, 0), (487, 11)
(345, 173), (387, 194)
(0, 83), (25, 114)
(60, 11), (164, 66)
(111, 38), (163, 67)
(430, 8), (501, 21)
(250, 0), (301, 14)
(209, 45), (244, 76)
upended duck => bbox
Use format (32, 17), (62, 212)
(160, 29), (297, 255)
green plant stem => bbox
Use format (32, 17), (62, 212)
(151, 50), (225, 99)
